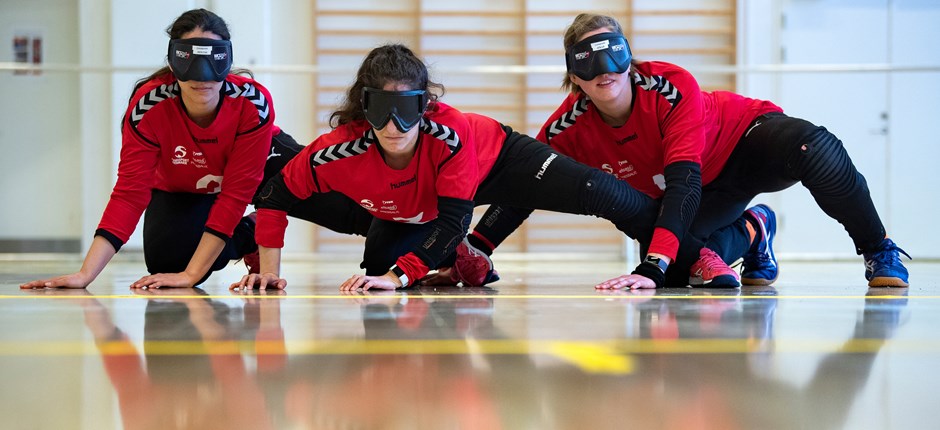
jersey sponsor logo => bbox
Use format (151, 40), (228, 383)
(380, 200), (398, 213)
(602, 161), (636, 179)
(359, 199), (375, 210)
(616, 133), (638, 145)
(195, 137), (218, 144)
(192, 151), (207, 168)
(390, 175), (417, 190)
(172, 145), (189, 165)
(632, 73), (682, 108)
(545, 97), (589, 142)
(535, 153), (558, 180)
(618, 159), (636, 177)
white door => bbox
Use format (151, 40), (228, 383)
(773, 0), (890, 258)
(885, 0), (940, 259)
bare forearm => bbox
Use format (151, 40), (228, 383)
(79, 236), (120, 282)
(183, 233), (227, 281)
(258, 245), (282, 276)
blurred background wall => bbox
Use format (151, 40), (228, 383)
(1, 0), (937, 260)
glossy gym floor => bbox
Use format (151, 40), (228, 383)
(2, 256), (938, 429)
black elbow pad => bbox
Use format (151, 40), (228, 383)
(410, 196), (474, 269)
(654, 161), (702, 241)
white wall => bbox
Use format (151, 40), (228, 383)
(886, 0), (940, 258)
(0, 0), (81, 244)
(1, 0), (937, 258)
(0, 0), (317, 253)
(739, 0), (940, 258)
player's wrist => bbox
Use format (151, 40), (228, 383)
(632, 255), (668, 288)
(390, 265), (410, 288)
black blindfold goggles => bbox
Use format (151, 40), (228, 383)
(168, 38), (233, 82)
(361, 88), (428, 133)
(565, 33), (632, 81)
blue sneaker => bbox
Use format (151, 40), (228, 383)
(864, 238), (911, 287)
(741, 204), (778, 286)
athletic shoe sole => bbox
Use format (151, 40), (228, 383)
(742, 204), (778, 286)
(689, 275), (741, 288)
(868, 276), (910, 288)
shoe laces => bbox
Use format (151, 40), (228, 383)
(699, 249), (729, 271)
(751, 251), (773, 264)
(867, 241), (911, 266)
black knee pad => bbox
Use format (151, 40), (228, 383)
(579, 170), (656, 240)
(795, 128), (865, 198)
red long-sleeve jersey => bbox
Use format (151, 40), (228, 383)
(256, 102), (503, 282)
(97, 73), (275, 248)
(538, 61), (781, 260)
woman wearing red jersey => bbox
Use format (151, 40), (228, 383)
(461, 13), (910, 289)
(233, 44), (662, 291)
(20, 9), (370, 290)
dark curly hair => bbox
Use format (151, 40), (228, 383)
(330, 44), (445, 128)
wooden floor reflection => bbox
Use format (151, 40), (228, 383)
(1, 258), (939, 429)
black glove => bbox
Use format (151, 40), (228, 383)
(631, 258), (667, 288)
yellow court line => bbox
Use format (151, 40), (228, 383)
(0, 339), (636, 374)
(1, 338), (937, 357)
(0, 294), (927, 300)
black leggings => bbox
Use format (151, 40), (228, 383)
(360, 127), (659, 275)
(470, 114), (885, 288)
(143, 131), (373, 284)
(263, 131), (373, 237)
(664, 112), (887, 286)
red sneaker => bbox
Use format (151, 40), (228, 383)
(689, 248), (740, 288)
(243, 250), (261, 274)
(453, 239), (500, 286)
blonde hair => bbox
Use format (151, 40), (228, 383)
(561, 13), (629, 94)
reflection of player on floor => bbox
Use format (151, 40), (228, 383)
(541, 287), (908, 428)
(282, 291), (528, 428)
(75, 289), (286, 429)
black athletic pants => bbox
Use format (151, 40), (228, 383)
(667, 112), (886, 286)
(360, 126), (659, 276)
(470, 114), (885, 288)
(143, 131), (372, 284)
